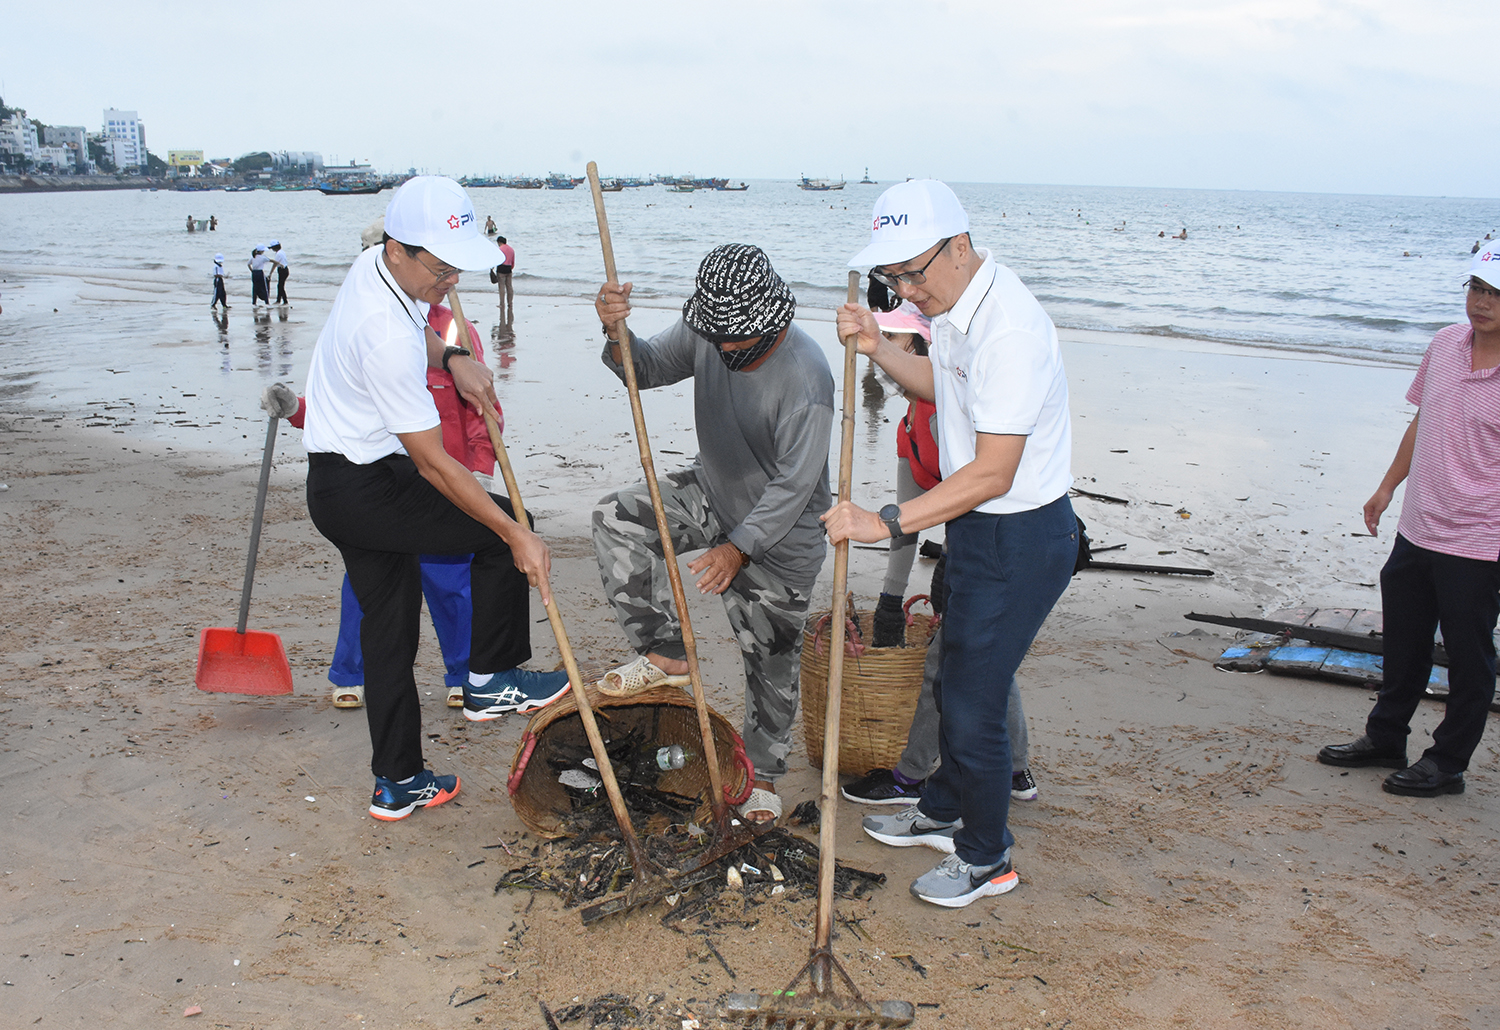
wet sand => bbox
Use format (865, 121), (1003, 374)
(1, 291), (1497, 1028)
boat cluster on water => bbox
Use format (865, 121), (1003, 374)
(460, 173), (750, 192)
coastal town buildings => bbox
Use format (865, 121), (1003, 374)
(0, 109), (40, 172)
(102, 108), (146, 172)
(43, 125), (92, 172)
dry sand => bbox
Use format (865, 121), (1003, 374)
(1, 293), (1497, 1029)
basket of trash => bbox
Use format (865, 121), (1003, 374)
(800, 596), (939, 772)
(507, 682), (755, 839)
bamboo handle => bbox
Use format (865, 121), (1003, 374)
(586, 162), (729, 822)
(444, 285), (646, 857)
(813, 269), (863, 956)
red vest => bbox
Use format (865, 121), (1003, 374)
(896, 397), (941, 490)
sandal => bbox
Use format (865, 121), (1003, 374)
(446, 685), (465, 708)
(599, 655), (691, 697)
(331, 685), (364, 709)
(736, 786), (783, 826)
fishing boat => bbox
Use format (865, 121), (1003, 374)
(798, 175), (845, 191)
(503, 177), (544, 189)
(225, 184), (257, 193)
(669, 184), (696, 193)
(544, 173), (575, 190)
(598, 178), (625, 192)
(316, 181), (384, 195)
(717, 182), (749, 192)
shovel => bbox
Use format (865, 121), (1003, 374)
(725, 272), (914, 1028)
(443, 287), (673, 907)
(195, 386), (297, 695)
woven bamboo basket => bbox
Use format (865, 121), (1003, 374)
(507, 682), (754, 839)
(800, 599), (939, 773)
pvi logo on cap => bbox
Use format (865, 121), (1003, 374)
(873, 213), (910, 231)
(447, 212), (474, 230)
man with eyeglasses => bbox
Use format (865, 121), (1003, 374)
(1318, 241), (1500, 797)
(302, 176), (569, 822)
(823, 179), (1076, 908)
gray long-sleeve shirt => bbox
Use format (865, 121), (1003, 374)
(602, 319), (834, 591)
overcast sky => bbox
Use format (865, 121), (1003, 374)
(4, 1), (1497, 197)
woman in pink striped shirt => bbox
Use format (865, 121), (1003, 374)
(1317, 242), (1500, 797)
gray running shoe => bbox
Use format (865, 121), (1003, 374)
(910, 852), (1019, 908)
(862, 806), (961, 853)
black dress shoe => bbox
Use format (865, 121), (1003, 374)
(1317, 735), (1407, 768)
(1383, 757), (1465, 798)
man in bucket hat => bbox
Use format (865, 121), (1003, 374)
(592, 244), (835, 826)
(1317, 240), (1500, 797)
(823, 179), (1077, 908)
(303, 176), (569, 822)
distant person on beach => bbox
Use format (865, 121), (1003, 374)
(592, 243), (834, 828)
(210, 253), (228, 310)
(484, 215), (497, 235)
(268, 240), (290, 305)
(839, 301), (1040, 809)
(186, 215), (195, 233)
(247, 246), (271, 306)
(825, 179), (1075, 909)
(302, 176), (568, 822)
(288, 303), (495, 712)
(1318, 241), (1500, 798)
(209, 215), (217, 231)
(490, 236), (515, 324)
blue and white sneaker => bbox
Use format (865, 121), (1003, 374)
(369, 769), (461, 821)
(862, 805), (962, 853)
(463, 667), (571, 722)
(910, 852), (1019, 908)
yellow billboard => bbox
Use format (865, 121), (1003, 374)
(168, 150), (204, 167)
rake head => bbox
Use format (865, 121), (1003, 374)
(723, 948), (914, 1029)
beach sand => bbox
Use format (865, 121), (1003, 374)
(1, 291), (1496, 1029)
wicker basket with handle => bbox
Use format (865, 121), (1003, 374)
(799, 596), (939, 773)
(507, 682), (754, 839)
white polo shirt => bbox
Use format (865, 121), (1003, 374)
(268, 248), (287, 269)
(302, 246), (441, 463)
(248, 251), (269, 271)
(928, 250), (1072, 514)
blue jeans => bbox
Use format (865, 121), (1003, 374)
(1366, 534), (1499, 774)
(328, 554), (474, 689)
(921, 494), (1076, 867)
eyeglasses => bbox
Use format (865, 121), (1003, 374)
(870, 237), (953, 290)
(414, 251), (462, 286)
(1468, 278), (1500, 300)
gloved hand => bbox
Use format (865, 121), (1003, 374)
(259, 383), (299, 419)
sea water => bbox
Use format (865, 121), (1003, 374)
(0, 180), (1495, 455)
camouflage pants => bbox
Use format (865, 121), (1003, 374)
(593, 470), (810, 782)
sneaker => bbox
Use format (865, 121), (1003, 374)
(463, 667), (571, 722)
(842, 768), (925, 805)
(1011, 769), (1038, 801)
(910, 852), (1019, 908)
(863, 806), (961, 853)
(369, 770), (461, 821)
(872, 593), (906, 648)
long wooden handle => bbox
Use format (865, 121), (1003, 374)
(586, 162), (729, 822)
(813, 269), (863, 956)
(444, 286), (646, 859)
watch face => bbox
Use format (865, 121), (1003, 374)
(879, 504), (901, 522)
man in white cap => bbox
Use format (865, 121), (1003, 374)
(267, 240), (290, 305)
(823, 179), (1077, 908)
(592, 244), (834, 826)
(302, 176), (569, 822)
(1318, 242), (1500, 796)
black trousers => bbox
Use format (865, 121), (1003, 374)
(275, 267), (289, 304)
(1366, 533), (1499, 773)
(212, 277), (227, 307)
(251, 269), (269, 304)
(306, 452), (532, 779)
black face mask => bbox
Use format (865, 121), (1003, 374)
(714, 328), (781, 371)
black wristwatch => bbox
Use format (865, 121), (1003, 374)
(878, 503), (903, 539)
(441, 346), (471, 373)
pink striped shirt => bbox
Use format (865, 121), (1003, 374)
(1397, 323), (1500, 561)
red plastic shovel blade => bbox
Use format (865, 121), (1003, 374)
(195, 627), (294, 695)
